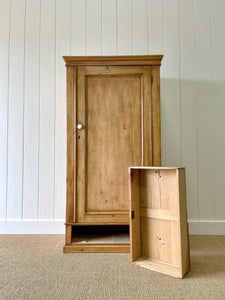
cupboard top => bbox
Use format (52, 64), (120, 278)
(63, 55), (163, 67)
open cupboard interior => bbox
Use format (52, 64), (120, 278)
(63, 55), (162, 253)
(129, 167), (190, 278)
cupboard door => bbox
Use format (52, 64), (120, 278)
(76, 66), (152, 223)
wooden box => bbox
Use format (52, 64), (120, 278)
(129, 167), (190, 278)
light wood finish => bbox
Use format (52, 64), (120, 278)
(64, 56), (163, 253)
(129, 167), (190, 278)
(129, 169), (141, 261)
(77, 66), (145, 223)
(63, 55), (163, 66)
(151, 66), (161, 166)
(65, 225), (72, 245)
(63, 244), (130, 253)
(178, 168), (191, 276)
(66, 67), (76, 223)
(143, 66), (152, 165)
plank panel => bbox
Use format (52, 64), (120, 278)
(102, 0), (117, 55)
(85, 74), (142, 212)
(143, 67), (152, 166)
(151, 66), (161, 166)
(148, 0), (165, 165)
(7, 0), (26, 219)
(133, 0), (148, 55)
(86, 0), (101, 55)
(210, 0), (225, 221)
(117, 0), (132, 54)
(148, 0), (164, 54)
(55, 0), (70, 219)
(195, 0), (214, 220)
(179, 0), (198, 221)
(129, 169), (141, 262)
(65, 67), (76, 223)
(39, 0), (55, 219)
(0, 0), (11, 219)
(141, 217), (180, 266)
(23, 0), (40, 219)
(163, 0), (181, 166)
(71, 0), (86, 55)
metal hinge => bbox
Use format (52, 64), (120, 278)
(131, 211), (135, 219)
(151, 74), (153, 84)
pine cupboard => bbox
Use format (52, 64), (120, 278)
(63, 56), (163, 253)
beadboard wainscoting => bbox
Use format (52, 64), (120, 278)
(1, 0), (225, 234)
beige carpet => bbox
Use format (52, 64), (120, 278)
(0, 235), (225, 300)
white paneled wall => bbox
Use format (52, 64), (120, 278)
(1, 0), (225, 234)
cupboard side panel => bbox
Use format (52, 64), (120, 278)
(66, 66), (76, 222)
(129, 169), (141, 262)
(151, 66), (161, 166)
(178, 168), (190, 276)
(143, 67), (152, 166)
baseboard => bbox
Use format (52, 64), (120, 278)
(0, 220), (65, 234)
(0, 220), (225, 235)
(188, 221), (225, 235)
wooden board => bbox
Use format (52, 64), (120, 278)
(63, 244), (130, 253)
(63, 55), (163, 66)
(129, 167), (190, 278)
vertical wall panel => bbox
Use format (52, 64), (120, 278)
(179, 0), (198, 220)
(210, 0), (225, 221)
(163, 0), (181, 167)
(133, 0), (148, 54)
(39, 0), (55, 219)
(148, 0), (164, 54)
(148, 0), (165, 164)
(87, 0), (101, 55)
(117, 0), (133, 54)
(55, 0), (70, 219)
(71, 0), (86, 55)
(23, 0), (40, 219)
(0, 0), (11, 219)
(102, 0), (117, 55)
(1, 0), (225, 233)
(195, 0), (214, 220)
(7, 0), (26, 219)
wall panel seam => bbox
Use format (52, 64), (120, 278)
(178, 0), (182, 166)
(194, 0), (200, 222)
(53, 0), (56, 221)
(6, 0), (12, 220)
(37, 0), (42, 220)
(209, 0), (216, 222)
(22, 0), (27, 220)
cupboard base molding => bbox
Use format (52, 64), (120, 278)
(63, 244), (130, 253)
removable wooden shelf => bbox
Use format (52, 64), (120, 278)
(129, 167), (190, 278)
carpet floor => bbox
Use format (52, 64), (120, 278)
(0, 235), (225, 300)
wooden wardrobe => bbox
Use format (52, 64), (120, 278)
(63, 55), (163, 253)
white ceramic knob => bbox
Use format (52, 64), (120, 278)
(77, 124), (83, 130)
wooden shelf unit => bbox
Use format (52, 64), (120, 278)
(129, 167), (190, 278)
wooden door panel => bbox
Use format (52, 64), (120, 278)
(86, 75), (142, 212)
(77, 66), (151, 223)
